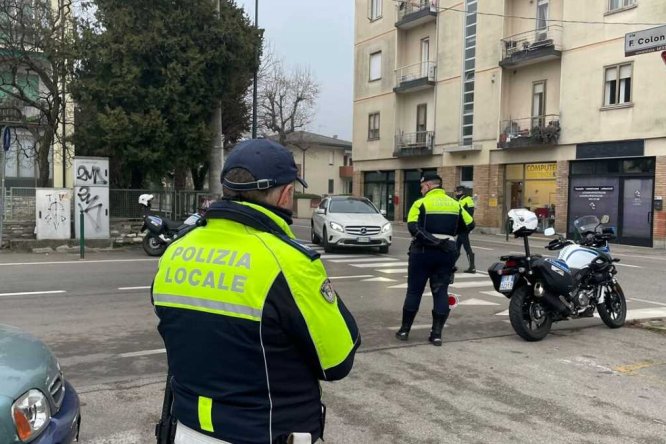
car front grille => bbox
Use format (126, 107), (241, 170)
(345, 225), (381, 235)
(49, 372), (65, 413)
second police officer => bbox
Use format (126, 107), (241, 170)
(455, 185), (476, 273)
(395, 172), (474, 346)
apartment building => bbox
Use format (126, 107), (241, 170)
(353, 0), (666, 247)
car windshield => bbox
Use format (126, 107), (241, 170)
(573, 215), (600, 234)
(329, 199), (378, 214)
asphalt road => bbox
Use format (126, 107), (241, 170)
(0, 222), (665, 443)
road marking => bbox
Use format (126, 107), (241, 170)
(458, 298), (500, 306)
(0, 258), (158, 266)
(614, 263), (641, 268)
(450, 281), (493, 289)
(627, 298), (666, 307)
(0, 290), (66, 297)
(352, 261), (409, 268)
(387, 323), (449, 331)
(378, 268), (409, 274)
(450, 273), (488, 279)
(495, 309), (509, 316)
(118, 286), (151, 291)
(329, 275), (374, 280)
(328, 257), (397, 263)
(119, 348), (166, 358)
(480, 290), (507, 298)
(362, 277), (396, 282)
(472, 246), (494, 251)
(319, 254), (374, 260)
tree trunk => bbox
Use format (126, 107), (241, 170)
(174, 167), (188, 190)
(191, 163), (208, 191)
(36, 132), (53, 187)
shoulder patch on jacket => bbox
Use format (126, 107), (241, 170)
(320, 279), (336, 303)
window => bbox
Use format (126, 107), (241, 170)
(461, 166), (474, 182)
(368, 112), (380, 140)
(461, 0), (476, 147)
(532, 81), (546, 127)
(369, 51), (382, 81)
(420, 38), (430, 78)
(416, 104), (427, 143)
(608, 0), (635, 12)
(536, 0), (549, 41)
(328, 179), (334, 194)
(604, 63), (632, 106)
(329, 150), (334, 165)
(368, 0), (382, 21)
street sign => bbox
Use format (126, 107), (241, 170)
(2, 127), (10, 152)
(625, 25), (666, 56)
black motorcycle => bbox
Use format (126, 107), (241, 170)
(489, 210), (626, 341)
(139, 194), (204, 256)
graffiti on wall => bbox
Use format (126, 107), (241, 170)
(76, 186), (105, 232)
(44, 192), (70, 232)
(73, 157), (110, 239)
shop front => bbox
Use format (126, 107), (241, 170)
(363, 171), (395, 220)
(504, 162), (557, 231)
(568, 157), (655, 247)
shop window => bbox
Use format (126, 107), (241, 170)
(506, 164), (524, 180)
(623, 158), (655, 174)
(461, 166), (474, 182)
(570, 162), (595, 175)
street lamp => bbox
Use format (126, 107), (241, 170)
(251, 0), (258, 139)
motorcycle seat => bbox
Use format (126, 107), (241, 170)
(161, 218), (183, 231)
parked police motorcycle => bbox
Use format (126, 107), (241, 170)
(139, 194), (204, 256)
(489, 209), (626, 341)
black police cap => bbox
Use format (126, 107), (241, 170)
(420, 172), (442, 183)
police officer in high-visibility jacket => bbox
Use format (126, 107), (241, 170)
(152, 139), (360, 444)
(455, 185), (476, 273)
(395, 173), (474, 346)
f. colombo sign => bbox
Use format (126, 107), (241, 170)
(625, 25), (666, 56)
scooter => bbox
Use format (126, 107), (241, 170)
(139, 194), (205, 256)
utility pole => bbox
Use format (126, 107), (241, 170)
(208, 0), (223, 196)
(251, 0), (258, 139)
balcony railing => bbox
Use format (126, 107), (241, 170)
(394, 62), (436, 93)
(0, 99), (24, 123)
(339, 165), (353, 179)
(396, 0), (438, 29)
(498, 115), (560, 149)
(394, 131), (434, 157)
(500, 25), (563, 68)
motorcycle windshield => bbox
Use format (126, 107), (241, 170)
(573, 215), (599, 235)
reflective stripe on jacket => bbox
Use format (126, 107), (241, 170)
(152, 199), (360, 444)
(407, 188), (474, 247)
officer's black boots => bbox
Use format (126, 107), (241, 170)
(464, 253), (476, 273)
(395, 309), (417, 341)
(428, 310), (449, 346)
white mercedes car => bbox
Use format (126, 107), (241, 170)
(311, 196), (392, 253)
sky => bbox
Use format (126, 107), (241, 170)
(235, 0), (354, 141)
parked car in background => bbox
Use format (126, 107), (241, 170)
(0, 325), (80, 443)
(311, 196), (392, 253)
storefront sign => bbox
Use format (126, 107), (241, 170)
(525, 163), (557, 180)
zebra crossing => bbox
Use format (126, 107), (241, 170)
(301, 241), (508, 310)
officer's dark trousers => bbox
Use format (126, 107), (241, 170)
(403, 245), (456, 314)
(456, 231), (473, 257)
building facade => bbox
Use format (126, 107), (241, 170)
(353, 0), (666, 247)
(268, 131), (353, 197)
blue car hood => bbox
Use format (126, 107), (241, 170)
(0, 325), (59, 399)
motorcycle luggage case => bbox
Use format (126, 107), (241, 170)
(146, 215), (165, 234)
(488, 262), (505, 292)
(532, 258), (574, 294)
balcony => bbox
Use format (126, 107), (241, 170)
(395, 0), (438, 30)
(394, 62), (436, 94)
(0, 99), (23, 123)
(339, 165), (353, 179)
(394, 131), (434, 157)
(499, 25), (562, 68)
(497, 115), (561, 149)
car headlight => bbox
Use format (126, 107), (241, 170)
(381, 222), (391, 233)
(12, 389), (51, 442)
(329, 221), (344, 232)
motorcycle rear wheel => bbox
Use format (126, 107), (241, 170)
(597, 282), (626, 328)
(143, 234), (167, 257)
(509, 286), (552, 341)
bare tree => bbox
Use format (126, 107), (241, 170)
(0, 0), (74, 187)
(258, 58), (319, 146)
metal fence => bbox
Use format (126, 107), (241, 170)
(1, 187), (216, 222)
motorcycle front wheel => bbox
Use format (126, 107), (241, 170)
(509, 286), (552, 341)
(597, 282), (626, 328)
(143, 233), (167, 257)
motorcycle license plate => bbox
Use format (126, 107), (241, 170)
(357, 237), (370, 243)
(499, 275), (515, 291)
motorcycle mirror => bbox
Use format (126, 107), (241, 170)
(601, 215), (610, 224)
(543, 227), (556, 236)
